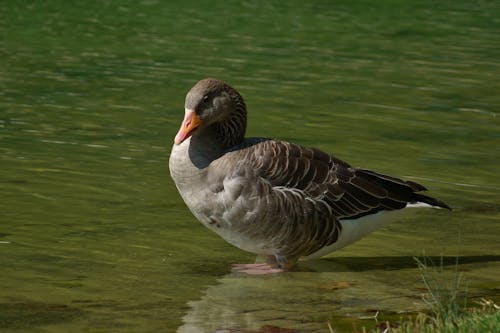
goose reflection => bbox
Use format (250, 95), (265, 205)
(177, 257), (427, 333)
(177, 255), (500, 332)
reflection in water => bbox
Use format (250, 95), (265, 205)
(178, 271), (342, 333)
(178, 255), (500, 332)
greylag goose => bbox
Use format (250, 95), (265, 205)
(169, 78), (450, 273)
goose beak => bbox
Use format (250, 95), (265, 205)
(174, 109), (202, 145)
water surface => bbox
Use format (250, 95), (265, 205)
(1, 1), (499, 332)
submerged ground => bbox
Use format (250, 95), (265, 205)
(1, 1), (499, 332)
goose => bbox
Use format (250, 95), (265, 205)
(169, 78), (450, 274)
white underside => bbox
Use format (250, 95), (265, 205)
(304, 203), (433, 259)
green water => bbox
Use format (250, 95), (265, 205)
(1, 1), (499, 332)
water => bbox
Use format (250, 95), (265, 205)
(1, 1), (499, 332)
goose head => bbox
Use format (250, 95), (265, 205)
(174, 78), (247, 147)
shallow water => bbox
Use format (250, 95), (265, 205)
(1, 1), (499, 332)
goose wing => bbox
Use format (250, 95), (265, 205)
(236, 139), (446, 220)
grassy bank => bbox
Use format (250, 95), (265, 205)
(367, 301), (500, 333)
(370, 256), (500, 333)
(329, 256), (500, 333)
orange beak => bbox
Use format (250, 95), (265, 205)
(174, 109), (202, 145)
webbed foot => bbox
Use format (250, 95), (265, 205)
(231, 263), (284, 275)
(231, 254), (298, 275)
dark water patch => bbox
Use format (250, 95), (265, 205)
(461, 203), (500, 214)
(0, 301), (85, 329)
(310, 255), (500, 272)
(387, 27), (443, 39)
(0, 179), (28, 184)
(182, 259), (235, 276)
(51, 281), (85, 289)
(70, 299), (120, 308)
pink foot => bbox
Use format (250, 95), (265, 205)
(231, 263), (285, 275)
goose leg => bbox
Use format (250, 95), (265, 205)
(231, 255), (297, 275)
